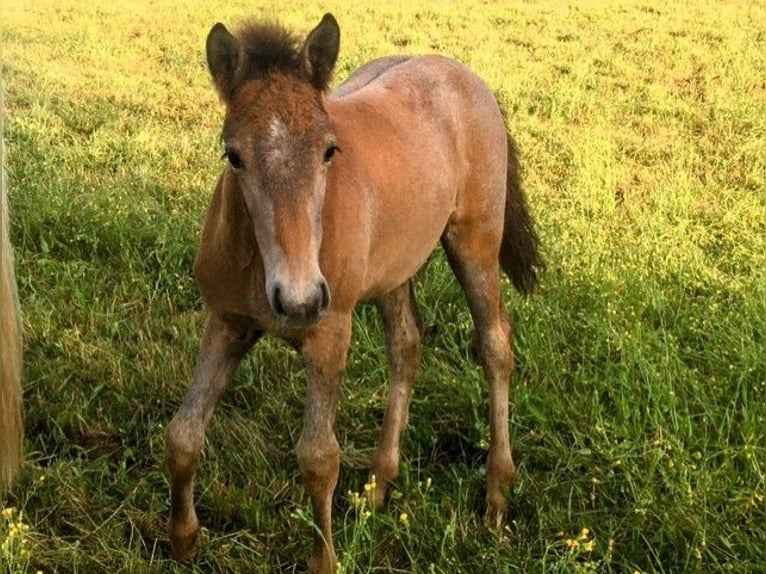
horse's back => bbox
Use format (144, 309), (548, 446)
(331, 54), (507, 183)
(333, 54), (503, 130)
(332, 56), (413, 98)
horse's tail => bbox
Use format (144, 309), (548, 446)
(499, 132), (543, 295)
(1, 168), (23, 489)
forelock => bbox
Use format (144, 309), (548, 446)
(233, 22), (305, 88)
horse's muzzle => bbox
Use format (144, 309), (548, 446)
(269, 278), (331, 326)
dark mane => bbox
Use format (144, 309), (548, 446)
(234, 22), (305, 85)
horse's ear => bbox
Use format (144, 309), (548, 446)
(206, 23), (240, 97)
(301, 14), (340, 91)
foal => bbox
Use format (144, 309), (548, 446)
(166, 14), (542, 573)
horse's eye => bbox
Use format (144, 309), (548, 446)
(223, 148), (244, 170)
(323, 144), (338, 164)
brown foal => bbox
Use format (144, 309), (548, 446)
(165, 13), (542, 573)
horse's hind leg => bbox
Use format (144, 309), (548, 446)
(442, 221), (516, 526)
(165, 315), (260, 560)
(369, 280), (423, 508)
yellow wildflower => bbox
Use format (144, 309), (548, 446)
(364, 474), (377, 493)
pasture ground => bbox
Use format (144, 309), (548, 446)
(1, 1), (764, 572)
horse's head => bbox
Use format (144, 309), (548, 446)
(206, 15), (340, 327)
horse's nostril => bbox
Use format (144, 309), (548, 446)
(319, 280), (331, 311)
(272, 285), (287, 317)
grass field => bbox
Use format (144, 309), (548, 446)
(2, 1), (765, 572)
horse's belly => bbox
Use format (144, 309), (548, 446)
(360, 202), (450, 300)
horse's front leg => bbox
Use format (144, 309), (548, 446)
(296, 313), (352, 574)
(165, 314), (260, 561)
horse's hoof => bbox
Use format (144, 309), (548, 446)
(170, 533), (199, 562)
(308, 549), (338, 574)
(483, 505), (506, 530)
(366, 483), (387, 510)
(169, 520), (200, 562)
(170, 534), (199, 562)
(483, 489), (509, 530)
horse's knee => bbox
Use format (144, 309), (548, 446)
(401, 322), (422, 363)
(296, 434), (340, 495)
(165, 416), (203, 480)
(477, 323), (513, 375)
(500, 311), (512, 342)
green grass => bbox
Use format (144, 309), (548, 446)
(2, 1), (765, 572)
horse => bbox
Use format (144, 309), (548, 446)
(1, 166), (23, 491)
(165, 14), (543, 573)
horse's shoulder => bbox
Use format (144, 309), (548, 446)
(195, 171), (255, 283)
